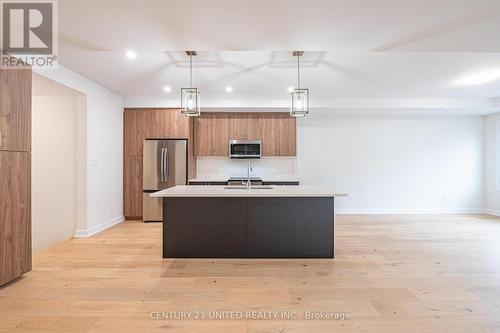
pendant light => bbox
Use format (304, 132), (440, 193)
(290, 51), (309, 117)
(181, 51), (200, 116)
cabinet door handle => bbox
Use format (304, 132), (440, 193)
(160, 148), (165, 182)
(164, 148), (168, 182)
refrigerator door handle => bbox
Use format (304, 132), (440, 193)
(164, 147), (169, 182)
(160, 148), (165, 182)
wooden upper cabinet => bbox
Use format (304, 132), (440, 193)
(124, 108), (191, 156)
(194, 112), (296, 157)
(170, 109), (191, 138)
(0, 151), (31, 286)
(229, 113), (262, 141)
(211, 114), (230, 155)
(124, 110), (145, 156)
(193, 116), (210, 156)
(0, 67), (31, 152)
(260, 113), (296, 156)
(143, 109), (168, 139)
(247, 115), (262, 141)
(277, 114), (296, 156)
(194, 113), (229, 156)
(228, 113), (248, 140)
(261, 113), (280, 156)
(143, 109), (190, 140)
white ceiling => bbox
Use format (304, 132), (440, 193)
(56, 0), (500, 114)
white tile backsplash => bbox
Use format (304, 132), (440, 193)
(195, 157), (297, 180)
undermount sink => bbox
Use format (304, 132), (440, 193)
(224, 185), (247, 190)
(224, 185), (274, 190)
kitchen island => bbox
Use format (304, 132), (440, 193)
(151, 185), (335, 258)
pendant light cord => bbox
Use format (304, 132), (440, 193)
(297, 55), (300, 89)
(189, 54), (193, 88)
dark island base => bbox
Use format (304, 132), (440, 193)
(163, 197), (334, 258)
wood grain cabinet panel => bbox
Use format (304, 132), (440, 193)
(260, 113), (280, 156)
(247, 115), (262, 141)
(143, 109), (190, 140)
(0, 151), (31, 286)
(169, 109), (191, 138)
(144, 109), (170, 139)
(261, 113), (296, 156)
(229, 113), (262, 141)
(123, 155), (142, 218)
(277, 114), (296, 156)
(0, 67), (31, 152)
(229, 113), (248, 140)
(124, 110), (144, 156)
(194, 113), (229, 156)
(210, 113), (230, 155)
(193, 116), (210, 156)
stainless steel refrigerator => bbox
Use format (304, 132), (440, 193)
(143, 139), (188, 222)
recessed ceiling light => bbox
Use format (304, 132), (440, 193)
(225, 86), (233, 93)
(163, 86), (172, 93)
(288, 86), (294, 93)
(456, 69), (500, 85)
(125, 50), (137, 60)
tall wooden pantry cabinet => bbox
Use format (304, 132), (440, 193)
(0, 58), (32, 286)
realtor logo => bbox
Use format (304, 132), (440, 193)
(1, 0), (58, 68)
(2, 1), (53, 54)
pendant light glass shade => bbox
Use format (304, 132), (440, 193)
(181, 51), (200, 116)
(290, 51), (310, 117)
(181, 87), (200, 116)
(290, 88), (309, 116)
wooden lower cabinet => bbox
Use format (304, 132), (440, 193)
(0, 151), (31, 286)
(124, 155), (143, 218)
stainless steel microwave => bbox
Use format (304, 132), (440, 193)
(229, 140), (262, 159)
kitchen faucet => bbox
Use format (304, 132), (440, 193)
(247, 161), (253, 190)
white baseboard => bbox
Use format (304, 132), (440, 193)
(74, 216), (125, 238)
(336, 209), (484, 215)
(483, 209), (500, 217)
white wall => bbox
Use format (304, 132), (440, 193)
(32, 95), (77, 251)
(35, 65), (124, 236)
(296, 115), (485, 213)
(484, 113), (500, 216)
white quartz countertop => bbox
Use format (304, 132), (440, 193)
(188, 177), (300, 182)
(151, 185), (338, 198)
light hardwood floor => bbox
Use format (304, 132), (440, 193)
(1, 214), (500, 332)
